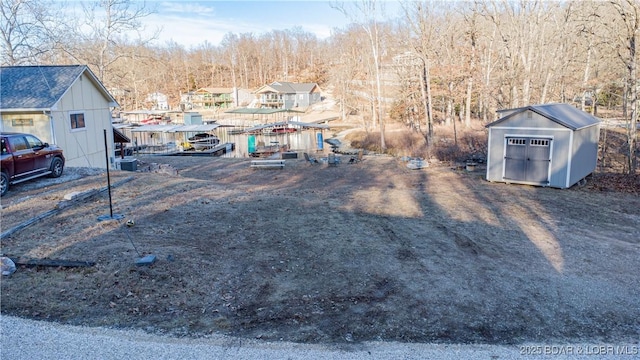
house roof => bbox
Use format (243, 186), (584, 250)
(254, 81), (319, 95)
(488, 103), (601, 130)
(0, 65), (118, 112)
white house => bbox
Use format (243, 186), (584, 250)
(146, 92), (169, 110)
(0, 65), (120, 168)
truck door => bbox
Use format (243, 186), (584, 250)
(7, 135), (36, 178)
(25, 134), (50, 171)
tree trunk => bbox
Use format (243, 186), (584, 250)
(581, 39), (593, 112)
(420, 58), (433, 145)
(465, 76), (473, 128)
(425, 61), (434, 146)
(465, 39), (474, 127)
(628, 34), (637, 174)
(447, 82), (454, 126)
(370, 19), (385, 150)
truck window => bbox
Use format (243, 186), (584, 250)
(25, 135), (43, 148)
(8, 136), (28, 151)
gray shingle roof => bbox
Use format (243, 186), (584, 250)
(268, 81), (317, 94)
(490, 103), (601, 130)
(1, 65), (87, 110)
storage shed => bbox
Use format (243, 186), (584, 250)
(485, 103), (600, 189)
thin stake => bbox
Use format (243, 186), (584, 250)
(120, 220), (142, 257)
(103, 129), (113, 218)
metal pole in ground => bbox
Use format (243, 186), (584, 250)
(104, 129), (113, 218)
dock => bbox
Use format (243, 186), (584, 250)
(172, 142), (235, 156)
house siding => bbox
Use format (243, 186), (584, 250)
(1, 113), (51, 138)
(53, 73), (115, 168)
(254, 82), (321, 110)
(1, 65), (117, 169)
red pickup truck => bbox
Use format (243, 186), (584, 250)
(1, 132), (65, 196)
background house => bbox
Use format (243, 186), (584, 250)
(253, 81), (322, 109)
(485, 103), (600, 189)
(180, 87), (257, 110)
(181, 87), (233, 110)
(0, 65), (119, 169)
(145, 92), (169, 110)
(194, 87), (233, 109)
(233, 88), (255, 107)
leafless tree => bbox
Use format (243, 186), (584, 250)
(333, 0), (387, 151)
(0, 0), (63, 65)
(63, 0), (159, 84)
(326, 25), (370, 127)
(401, 1), (444, 146)
(609, 0), (638, 174)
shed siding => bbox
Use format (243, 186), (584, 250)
(487, 127), (571, 187)
(549, 131), (571, 187)
(487, 105), (600, 189)
(500, 110), (567, 129)
(568, 125), (599, 187)
(487, 111), (569, 187)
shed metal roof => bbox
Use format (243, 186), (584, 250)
(0, 65), (117, 111)
(129, 124), (221, 133)
(488, 103), (600, 130)
(241, 121), (329, 133)
(113, 128), (131, 143)
(287, 120), (329, 129)
(224, 108), (304, 115)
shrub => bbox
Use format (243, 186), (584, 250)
(346, 121), (488, 163)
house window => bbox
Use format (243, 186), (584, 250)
(508, 138), (526, 145)
(70, 113), (85, 130)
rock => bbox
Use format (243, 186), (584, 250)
(1, 257), (16, 276)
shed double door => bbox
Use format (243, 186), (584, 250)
(504, 137), (551, 184)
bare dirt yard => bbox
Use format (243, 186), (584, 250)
(1, 153), (639, 345)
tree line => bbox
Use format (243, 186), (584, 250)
(1, 0), (638, 173)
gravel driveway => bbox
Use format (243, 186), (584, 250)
(3, 315), (637, 359)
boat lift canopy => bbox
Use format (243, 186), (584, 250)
(288, 120), (329, 129)
(240, 120), (329, 134)
(128, 124), (222, 133)
(224, 108), (304, 115)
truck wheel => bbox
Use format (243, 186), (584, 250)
(49, 158), (64, 178)
(1, 172), (8, 196)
